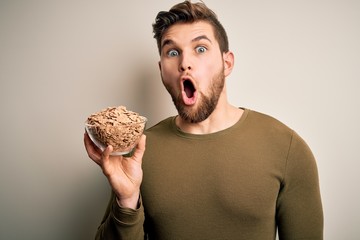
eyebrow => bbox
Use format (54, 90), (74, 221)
(161, 35), (212, 50)
(192, 35), (212, 44)
(161, 39), (174, 49)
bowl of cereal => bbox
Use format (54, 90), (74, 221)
(85, 106), (147, 156)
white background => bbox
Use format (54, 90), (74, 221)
(0, 0), (359, 239)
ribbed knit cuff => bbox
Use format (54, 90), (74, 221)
(111, 196), (144, 226)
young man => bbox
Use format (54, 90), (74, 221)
(84, 1), (323, 239)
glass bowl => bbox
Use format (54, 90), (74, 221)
(85, 117), (147, 156)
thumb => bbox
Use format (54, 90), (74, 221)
(103, 145), (113, 157)
(101, 145), (113, 166)
(131, 134), (146, 161)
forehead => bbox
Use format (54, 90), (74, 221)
(161, 21), (216, 45)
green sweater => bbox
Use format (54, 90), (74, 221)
(95, 109), (323, 240)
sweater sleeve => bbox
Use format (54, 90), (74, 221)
(276, 131), (324, 240)
(95, 191), (146, 240)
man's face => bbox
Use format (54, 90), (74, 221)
(158, 21), (227, 123)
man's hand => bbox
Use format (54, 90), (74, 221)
(84, 133), (146, 209)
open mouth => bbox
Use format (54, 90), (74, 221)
(183, 79), (196, 98)
(181, 79), (197, 105)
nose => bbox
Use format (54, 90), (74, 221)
(179, 54), (192, 72)
(180, 65), (191, 72)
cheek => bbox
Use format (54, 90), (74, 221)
(198, 61), (223, 86)
(160, 66), (178, 93)
(200, 55), (223, 72)
(160, 61), (178, 82)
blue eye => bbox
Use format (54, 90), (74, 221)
(196, 46), (207, 53)
(167, 49), (179, 57)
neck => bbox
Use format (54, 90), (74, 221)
(175, 96), (243, 134)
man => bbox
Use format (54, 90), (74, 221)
(84, 1), (323, 239)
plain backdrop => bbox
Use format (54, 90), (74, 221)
(0, 0), (359, 239)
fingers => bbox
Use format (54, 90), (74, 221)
(85, 132), (116, 169)
(84, 132), (102, 165)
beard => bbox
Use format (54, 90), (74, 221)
(164, 68), (225, 123)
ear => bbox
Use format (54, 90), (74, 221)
(158, 61), (162, 72)
(223, 51), (234, 77)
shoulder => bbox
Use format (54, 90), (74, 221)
(144, 116), (176, 140)
(145, 117), (173, 133)
(245, 109), (293, 136)
(247, 109), (313, 157)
